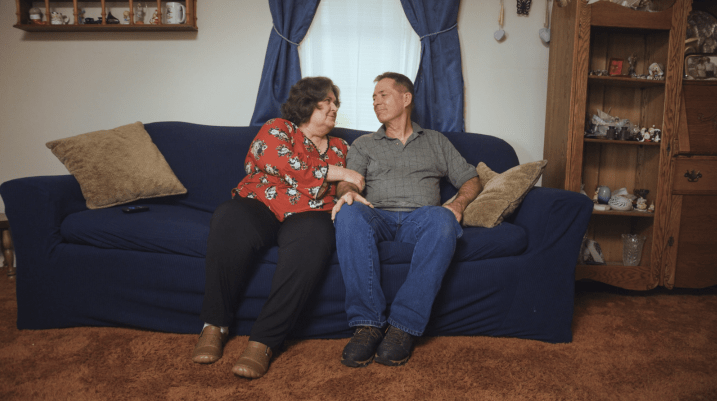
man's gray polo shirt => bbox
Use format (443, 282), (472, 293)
(346, 122), (478, 211)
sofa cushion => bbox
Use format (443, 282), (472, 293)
(61, 204), (526, 263)
(260, 222), (527, 265)
(61, 205), (213, 258)
(46, 122), (187, 209)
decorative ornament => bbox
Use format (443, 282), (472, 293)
(517, 0), (532, 16)
(134, 2), (146, 24)
(539, 0), (550, 43)
(495, 0), (506, 41)
(609, 196), (633, 211)
(107, 11), (120, 24)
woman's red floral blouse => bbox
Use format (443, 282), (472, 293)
(234, 118), (349, 222)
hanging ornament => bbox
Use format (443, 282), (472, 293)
(517, 0), (532, 15)
(495, 0), (506, 41)
(539, 0), (550, 43)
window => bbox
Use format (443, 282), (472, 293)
(299, 0), (421, 131)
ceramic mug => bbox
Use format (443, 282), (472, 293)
(165, 2), (186, 24)
(51, 12), (70, 25)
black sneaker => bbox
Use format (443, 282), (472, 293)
(375, 325), (415, 366)
(341, 326), (384, 368)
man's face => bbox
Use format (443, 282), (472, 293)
(372, 78), (410, 124)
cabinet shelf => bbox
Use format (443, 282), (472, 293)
(683, 79), (717, 87)
(576, 263), (656, 291)
(588, 76), (666, 88)
(584, 138), (661, 146)
(590, 1), (673, 30)
(592, 209), (655, 218)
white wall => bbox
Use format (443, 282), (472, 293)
(0, 0), (550, 212)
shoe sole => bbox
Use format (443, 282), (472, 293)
(340, 355), (374, 368)
(375, 354), (410, 367)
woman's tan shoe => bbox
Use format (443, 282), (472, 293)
(232, 341), (272, 379)
(192, 325), (228, 364)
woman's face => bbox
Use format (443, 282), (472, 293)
(306, 90), (339, 134)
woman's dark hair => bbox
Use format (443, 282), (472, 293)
(281, 77), (341, 126)
(374, 72), (415, 112)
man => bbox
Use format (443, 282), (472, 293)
(332, 72), (481, 367)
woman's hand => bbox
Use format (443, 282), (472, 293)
(327, 166), (365, 192)
(342, 168), (365, 192)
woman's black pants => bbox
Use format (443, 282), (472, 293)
(200, 196), (335, 350)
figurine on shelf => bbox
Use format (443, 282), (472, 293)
(627, 54), (637, 77)
(150, 9), (160, 25)
(648, 202), (655, 213)
(134, 2), (146, 24)
(122, 10), (131, 24)
(77, 9), (86, 24)
(107, 11), (120, 24)
(636, 197), (648, 211)
(50, 11), (70, 25)
(632, 127), (641, 141)
(648, 63), (665, 80)
(638, 127), (651, 142)
(29, 7), (45, 25)
(649, 126), (661, 143)
(634, 188), (649, 200)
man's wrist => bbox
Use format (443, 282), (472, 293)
(336, 182), (359, 198)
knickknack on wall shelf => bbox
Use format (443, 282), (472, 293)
(14, 0), (197, 32)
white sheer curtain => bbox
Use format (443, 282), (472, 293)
(298, 0), (421, 131)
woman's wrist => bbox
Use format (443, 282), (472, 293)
(326, 165), (345, 182)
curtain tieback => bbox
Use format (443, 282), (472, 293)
(273, 24), (300, 46)
(419, 23), (458, 40)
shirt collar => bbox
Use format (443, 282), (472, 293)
(374, 122), (424, 140)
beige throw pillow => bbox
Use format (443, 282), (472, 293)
(449, 160), (547, 228)
(46, 122), (187, 209)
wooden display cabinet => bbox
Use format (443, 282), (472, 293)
(542, 0), (692, 290)
(14, 0), (197, 32)
(659, 81), (717, 289)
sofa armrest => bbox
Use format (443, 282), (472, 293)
(0, 175), (87, 270)
(509, 187), (593, 256)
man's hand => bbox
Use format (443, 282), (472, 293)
(331, 191), (373, 221)
(443, 202), (463, 223)
(443, 177), (481, 222)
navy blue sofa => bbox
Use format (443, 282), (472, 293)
(0, 122), (593, 343)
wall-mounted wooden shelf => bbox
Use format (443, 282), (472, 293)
(14, 0), (197, 32)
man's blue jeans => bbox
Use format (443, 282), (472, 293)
(334, 203), (463, 336)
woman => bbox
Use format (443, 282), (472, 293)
(192, 77), (363, 379)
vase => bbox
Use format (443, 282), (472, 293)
(622, 234), (646, 266)
(597, 185), (611, 204)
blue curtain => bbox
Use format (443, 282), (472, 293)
(400, 0), (465, 132)
(250, 0), (321, 126)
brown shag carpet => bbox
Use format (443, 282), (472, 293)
(1, 273), (716, 400)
